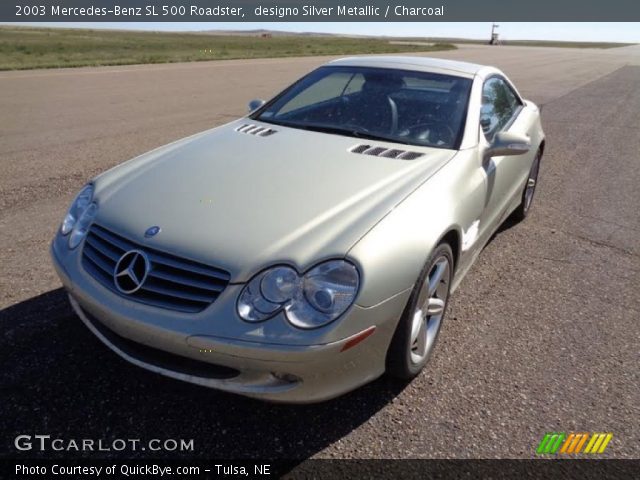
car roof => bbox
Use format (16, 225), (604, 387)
(326, 56), (485, 78)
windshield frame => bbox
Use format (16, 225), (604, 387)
(249, 65), (472, 151)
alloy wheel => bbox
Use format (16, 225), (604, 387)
(524, 151), (541, 212)
(409, 256), (451, 364)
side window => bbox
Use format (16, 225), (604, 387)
(480, 77), (521, 141)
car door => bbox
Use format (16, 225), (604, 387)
(479, 76), (533, 231)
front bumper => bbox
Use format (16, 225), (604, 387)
(51, 240), (411, 403)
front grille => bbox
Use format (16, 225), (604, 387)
(82, 224), (231, 313)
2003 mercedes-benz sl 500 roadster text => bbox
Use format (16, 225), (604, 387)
(51, 56), (544, 403)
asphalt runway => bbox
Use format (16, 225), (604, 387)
(1, 44), (639, 460)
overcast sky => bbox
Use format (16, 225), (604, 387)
(5, 22), (640, 42)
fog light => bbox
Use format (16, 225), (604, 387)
(271, 372), (299, 383)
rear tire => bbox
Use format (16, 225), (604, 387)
(512, 148), (542, 222)
(386, 243), (453, 380)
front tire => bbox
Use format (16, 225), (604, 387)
(386, 243), (453, 380)
(512, 148), (542, 222)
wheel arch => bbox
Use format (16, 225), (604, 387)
(437, 228), (461, 271)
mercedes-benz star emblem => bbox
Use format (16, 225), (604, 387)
(145, 225), (161, 238)
(113, 250), (150, 294)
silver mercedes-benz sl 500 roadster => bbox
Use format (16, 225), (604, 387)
(51, 56), (544, 403)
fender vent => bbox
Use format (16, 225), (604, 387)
(235, 124), (277, 137)
(349, 144), (423, 160)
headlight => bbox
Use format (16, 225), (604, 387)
(68, 202), (98, 249)
(237, 260), (360, 329)
(60, 184), (94, 235)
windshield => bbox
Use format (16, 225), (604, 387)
(252, 66), (472, 150)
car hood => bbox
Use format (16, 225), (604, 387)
(93, 120), (456, 282)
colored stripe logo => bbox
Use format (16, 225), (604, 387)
(537, 433), (613, 454)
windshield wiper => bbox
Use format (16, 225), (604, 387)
(288, 123), (415, 145)
(257, 119), (431, 147)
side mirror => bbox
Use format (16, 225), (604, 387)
(248, 99), (266, 113)
(487, 131), (531, 157)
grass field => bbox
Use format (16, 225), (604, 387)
(398, 37), (636, 49)
(504, 39), (636, 48)
(0, 27), (456, 70)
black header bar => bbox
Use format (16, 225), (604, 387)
(3, 0), (640, 22)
